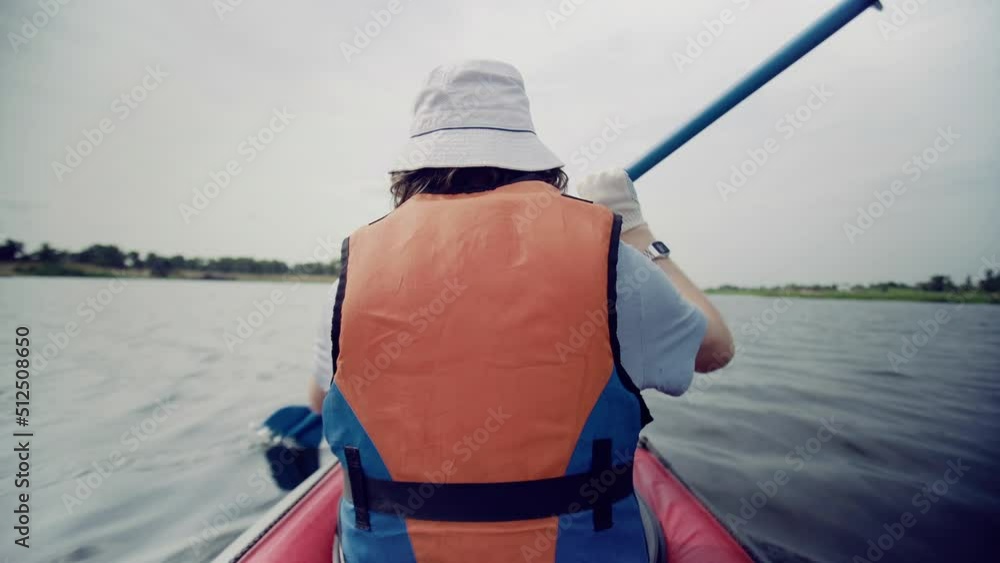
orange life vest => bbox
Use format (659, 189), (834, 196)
(324, 181), (651, 563)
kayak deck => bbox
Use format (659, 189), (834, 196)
(215, 440), (759, 563)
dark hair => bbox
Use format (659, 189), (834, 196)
(389, 167), (568, 207)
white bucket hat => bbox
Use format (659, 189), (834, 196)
(389, 60), (564, 173)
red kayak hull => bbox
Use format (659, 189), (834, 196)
(221, 443), (756, 563)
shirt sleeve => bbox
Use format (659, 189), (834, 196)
(615, 242), (707, 396)
(311, 284), (337, 392)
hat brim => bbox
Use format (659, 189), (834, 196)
(388, 128), (564, 173)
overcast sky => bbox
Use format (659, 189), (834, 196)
(1, 0), (997, 287)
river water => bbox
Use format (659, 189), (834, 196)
(0, 277), (997, 563)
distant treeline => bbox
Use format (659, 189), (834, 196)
(0, 239), (339, 278)
(715, 273), (1000, 294)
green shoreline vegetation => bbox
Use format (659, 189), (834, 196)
(2, 239), (997, 303)
(0, 240), (339, 284)
(708, 280), (999, 305)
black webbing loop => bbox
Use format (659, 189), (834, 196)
(344, 447), (371, 531)
(341, 441), (633, 526)
(592, 439), (614, 531)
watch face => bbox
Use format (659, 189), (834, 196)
(651, 241), (670, 255)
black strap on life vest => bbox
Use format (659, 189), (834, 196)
(329, 238), (350, 386)
(343, 439), (632, 531)
(606, 213), (654, 428)
(591, 439), (614, 531)
(344, 447), (371, 531)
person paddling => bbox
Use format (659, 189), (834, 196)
(318, 59), (733, 563)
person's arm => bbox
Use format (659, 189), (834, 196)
(578, 169), (734, 373)
(621, 225), (734, 373)
(308, 286), (337, 413)
(308, 377), (326, 413)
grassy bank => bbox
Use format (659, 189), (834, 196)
(5, 262), (997, 303)
(0, 262), (338, 284)
(707, 287), (999, 305)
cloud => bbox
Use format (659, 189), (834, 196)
(0, 0), (996, 285)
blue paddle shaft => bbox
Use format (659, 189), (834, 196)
(626, 0), (882, 181)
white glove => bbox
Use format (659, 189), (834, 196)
(576, 168), (647, 233)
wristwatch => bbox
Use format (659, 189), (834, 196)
(642, 241), (671, 262)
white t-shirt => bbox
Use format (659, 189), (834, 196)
(312, 242), (706, 396)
